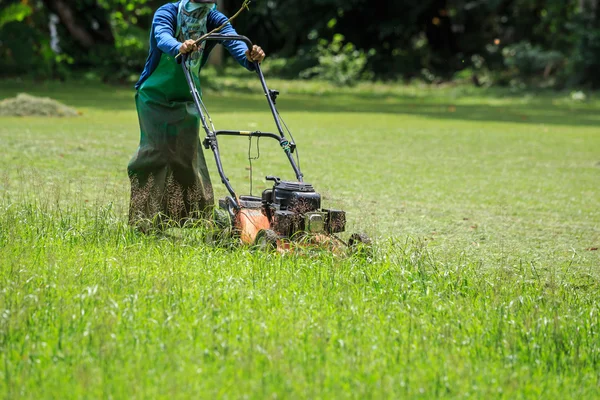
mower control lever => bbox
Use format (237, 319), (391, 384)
(266, 176), (281, 184)
(269, 89), (280, 104)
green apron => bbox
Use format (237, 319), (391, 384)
(127, 53), (213, 227)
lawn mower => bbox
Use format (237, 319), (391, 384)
(181, 33), (370, 251)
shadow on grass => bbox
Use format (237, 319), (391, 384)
(205, 94), (600, 127)
(1, 79), (598, 127)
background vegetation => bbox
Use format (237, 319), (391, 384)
(1, 0), (600, 88)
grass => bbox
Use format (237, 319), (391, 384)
(0, 75), (599, 398)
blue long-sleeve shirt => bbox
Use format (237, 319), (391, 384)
(135, 2), (254, 89)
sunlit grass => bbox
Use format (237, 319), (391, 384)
(0, 78), (599, 398)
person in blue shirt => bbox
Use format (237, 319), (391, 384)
(127, 0), (265, 230)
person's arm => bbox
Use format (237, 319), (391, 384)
(154, 5), (182, 58)
(207, 10), (255, 71)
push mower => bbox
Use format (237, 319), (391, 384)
(181, 33), (370, 251)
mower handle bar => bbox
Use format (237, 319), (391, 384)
(181, 33), (304, 206)
(194, 33), (253, 50)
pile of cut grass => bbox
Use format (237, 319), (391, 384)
(0, 93), (79, 117)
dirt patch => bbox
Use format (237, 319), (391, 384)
(0, 93), (80, 117)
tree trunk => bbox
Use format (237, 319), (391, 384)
(41, 0), (114, 49)
(580, 0), (598, 16)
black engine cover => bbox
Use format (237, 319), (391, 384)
(264, 180), (321, 212)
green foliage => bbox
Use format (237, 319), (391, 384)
(106, 23), (149, 82)
(502, 41), (564, 84)
(0, 0), (152, 82)
(55, 0), (152, 82)
(0, 2), (32, 28)
(0, 14), (57, 78)
(1, 0), (600, 87)
(565, 13), (600, 87)
(299, 33), (372, 86)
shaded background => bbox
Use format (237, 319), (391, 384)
(0, 0), (599, 88)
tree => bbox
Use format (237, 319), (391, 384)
(1, 0), (600, 86)
(40, 0), (114, 50)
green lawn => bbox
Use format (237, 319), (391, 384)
(1, 77), (599, 398)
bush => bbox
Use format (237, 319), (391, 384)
(299, 34), (373, 86)
(502, 41), (564, 80)
(565, 14), (600, 88)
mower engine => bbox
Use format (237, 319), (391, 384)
(219, 176), (346, 246)
(261, 176), (346, 238)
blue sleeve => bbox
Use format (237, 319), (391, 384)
(154, 4), (181, 58)
(207, 10), (255, 71)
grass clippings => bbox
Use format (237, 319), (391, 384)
(0, 93), (80, 117)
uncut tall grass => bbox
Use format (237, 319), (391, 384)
(1, 183), (599, 398)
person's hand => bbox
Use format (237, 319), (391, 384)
(180, 39), (198, 54)
(245, 45), (265, 63)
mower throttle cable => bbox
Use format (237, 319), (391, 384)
(247, 135), (261, 196)
(277, 110), (301, 171)
(198, 95), (215, 132)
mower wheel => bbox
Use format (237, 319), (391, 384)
(254, 229), (279, 251)
(205, 208), (233, 244)
(212, 208), (232, 230)
(348, 232), (371, 247)
(348, 232), (372, 256)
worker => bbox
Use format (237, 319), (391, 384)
(127, 0), (265, 230)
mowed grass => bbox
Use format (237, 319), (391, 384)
(0, 76), (599, 398)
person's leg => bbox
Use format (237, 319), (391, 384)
(169, 118), (214, 222)
(128, 93), (169, 229)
